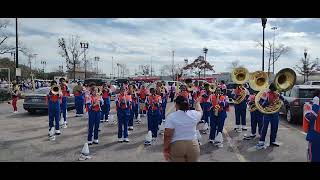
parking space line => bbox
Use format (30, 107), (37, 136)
(223, 128), (247, 162)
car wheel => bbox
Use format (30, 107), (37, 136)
(286, 109), (293, 123)
(28, 109), (36, 114)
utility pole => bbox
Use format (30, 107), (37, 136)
(15, 18), (19, 82)
(271, 26), (277, 74)
(172, 50), (175, 80)
(112, 56), (114, 78)
(150, 56), (153, 77)
(80, 42), (89, 80)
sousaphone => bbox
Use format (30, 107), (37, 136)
(255, 68), (296, 114)
(231, 67), (249, 104)
(248, 71), (269, 112)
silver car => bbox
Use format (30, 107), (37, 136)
(23, 86), (75, 114)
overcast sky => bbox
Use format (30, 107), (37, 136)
(1, 18), (320, 76)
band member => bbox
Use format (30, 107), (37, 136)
(138, 84), (149, 117)
(208, 88), (228, 147)
(128, 85), (135, 130)
(100, 83), (111, 123)
(131, 85), (140, 124)
(84, 83), (91, 113)
(219, 80), (227, 95)
(179, 85), (189, 100)
(115, 87), (131, 142)
(185, 79), (196, 110)
(169, 82), (176, 102)
(46, 81), (62, 139)
(200, 83), (212, 125)
(146, 88), (162, 142)
(160, 81), (168, 122)
(256, 83), (285, 150)
(11, 84), (20, 113)
(244, 91), (263, 140)
(303, 90), (320, 162)
(86, 86), (103, 145)
(74, 82), (84, 117)
(59, 78), (70, 128)
(231, 84), (249, 132)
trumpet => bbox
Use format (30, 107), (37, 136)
(51, 85), (60, 95)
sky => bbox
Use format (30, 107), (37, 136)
(1, 18), (320, 76)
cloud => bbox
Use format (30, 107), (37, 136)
(1, 18), (320, 76)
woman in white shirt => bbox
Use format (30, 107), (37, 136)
(163, 95), (203, 162)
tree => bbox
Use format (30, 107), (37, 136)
(58, 35), (85, 80)
(257, 41), (290, 74)
(0, 19), (29, 55)
(294, 57), (317, 83)
(183, 56), (214, 79)
(138, 65), (150, 76)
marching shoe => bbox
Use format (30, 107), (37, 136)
(118, 138), (123, 143)
(128, 126), (134, 130)
(75, 114), (80, 117)
(55, 130), (61, 135)
(13, 111), (18, 113)
(236, 126), (242, 132)
(243, 134), (256, 140)
(105, 119), (109, 122)
(100, 119), (105, 123)
(270, 142), (280, 147)
(93, 139), (99, 144)
(242, 126), (248, 131)
(144, 141), (151, 145)
(256, 141), (266, 150)
(62, 122), (67, 129)
(162, 119), (166, 122)
(209, 139), (214, 144)
(123, 138), (130, 142)
(87, 141), (93, 146)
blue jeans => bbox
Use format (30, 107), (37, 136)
(88, 110), (101, 141)
(75, 95), (84, 115)
(260, 113), (279, 143)
(147, 109), (161, 138)
(61, 97), (67, 122)
(48, 102), (60, 130)
(250, 111), (263, 135)
(117, 109), (130, 138)
(308, 141), (320, 162)
(101, 98), (110, 120)
(234, 104), (246, 126)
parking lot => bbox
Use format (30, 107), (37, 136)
(0, 99), (308, 162)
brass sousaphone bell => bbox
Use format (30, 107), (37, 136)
(231, 67), (249, 104)
(208, 83), (217, 93)
(254, 68), (296, 114)
(248, 71), (269, 112)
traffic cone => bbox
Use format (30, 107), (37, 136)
(49, 127), (55, 141)
(203, 122), (209, 131)
(137, 114), (141, 121)
(79, 142), (91, 161)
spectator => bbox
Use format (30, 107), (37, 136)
(163, 95), (202, 162)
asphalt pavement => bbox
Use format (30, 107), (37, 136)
(0, 100), (308, 162)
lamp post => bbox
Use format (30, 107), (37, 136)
(261, 18), (267, 71)
(94, 56), (100, 76)
(304, 50), (308, 82)
(80, 42), (89, 80)
(15, 18), (19, 82)
(41, 60), (46, 79)
(271, 26), (278, 74)
(203, 47), (208, 78)
(117, 63), (120, 78)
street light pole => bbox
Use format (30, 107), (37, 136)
(271, 26), (278, 74)
(203, 47), (208, 78)
(15, 18), (19, 82)
(304, 50), (308, 82)
(261, 18), (267, 71)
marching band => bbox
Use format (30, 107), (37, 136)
(38, 65), (320, 162)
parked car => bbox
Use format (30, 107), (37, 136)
(23, 86), (75, 114)
(279, 85), (320, 124)
(303, 81), (320, 86)
(84, 78), (108, 86)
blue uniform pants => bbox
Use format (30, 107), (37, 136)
(147, 109), (161, 138)
(117, 109), (130, 138)
(250, 111), (263, 135)
(132, 102), (139, 119)
(88, 110), (101, 141)
(209, 111), (218, 140)
(161, 98), (167, 120)
(308, 141), (320, 162)
(75, 95), (84, 115)
(101, 98), (110, 120)
(259, 113), (279, 143)
(234, 104), (246, 126)
(61, 97), (67, 122)
(129, 108), (134, 127)
(48, 102), (60, 130)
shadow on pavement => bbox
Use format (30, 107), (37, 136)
(200, 142), (219, 155)
(114, 140), (145, 151)
(90, 141), (119, 153)
(39, 144), (84, 157)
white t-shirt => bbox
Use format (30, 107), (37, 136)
(165, 110), (202, 143)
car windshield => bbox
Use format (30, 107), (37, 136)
(312, 82), (320, 85)
(35, 88), (50, 94)
(299, 89), (318, 98)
